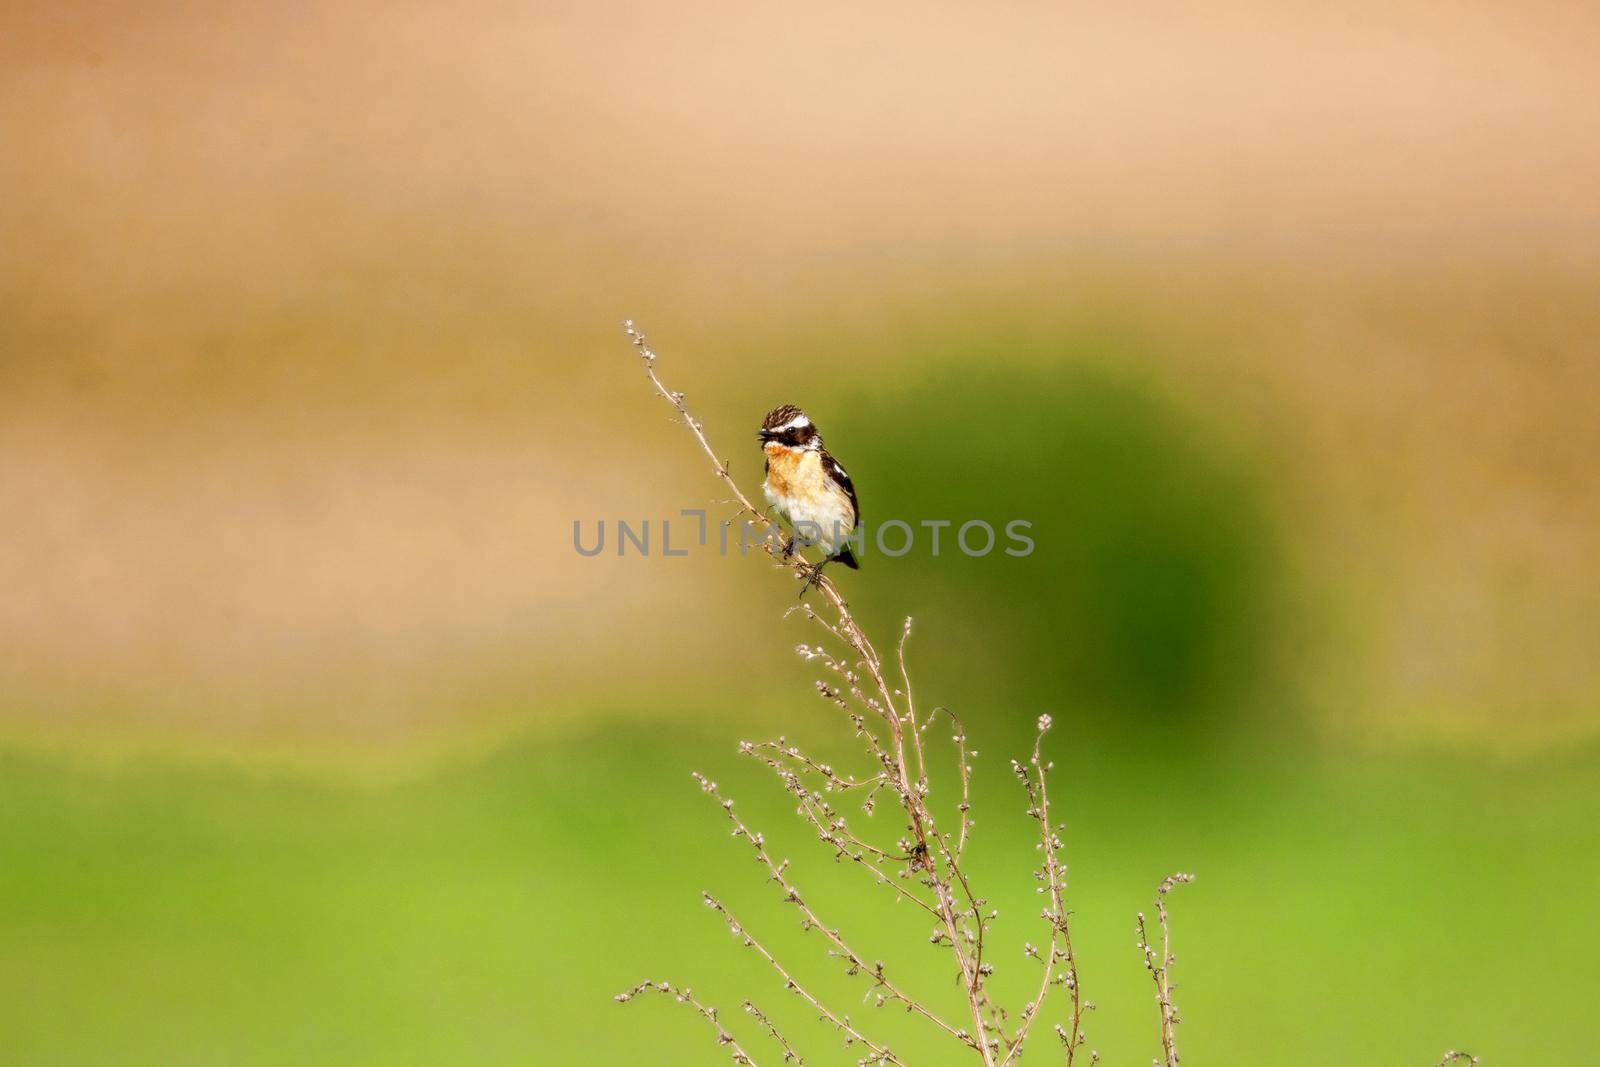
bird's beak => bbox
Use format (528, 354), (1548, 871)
(757, 429), (775, 442)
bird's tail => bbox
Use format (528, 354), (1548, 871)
(835, 544), (860, 570)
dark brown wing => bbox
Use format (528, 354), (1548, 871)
(820, 448), (859, 526)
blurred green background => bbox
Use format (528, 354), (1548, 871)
(3, 3), (1598, 1064)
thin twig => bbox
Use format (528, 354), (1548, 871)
(625, 320), (999, 1066)
(1137, 872), (1196, 1067)
(614, 321), (1473, 1067)
(704, 893), (899, 1065)
(694, 775), (969, 1050)
(1002, 715), (1085, 1067)
(742, 999), (805, 1064)
(614, 980), (763, 1066)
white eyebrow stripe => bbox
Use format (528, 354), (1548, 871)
(776, 414), (811, 431)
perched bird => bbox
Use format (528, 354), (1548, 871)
(758, 404), (860, 593)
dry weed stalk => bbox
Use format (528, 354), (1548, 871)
(1135, 873), (1195, 1067)
(614, 321), (1084, 1066)
(612, 321), (1475, 1067)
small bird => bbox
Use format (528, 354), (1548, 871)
(758, 404), (860, 594)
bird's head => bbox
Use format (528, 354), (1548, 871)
(757, 404), (821, 451)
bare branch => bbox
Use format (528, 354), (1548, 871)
(742, 999), (805, 1064)
(1136, 873), (1196, 1067)
(616, 320), (1468, 1067)
(624, 320), (1000, 1066)
(704, 891), (902, 1065)
(693, 776), (969, 1049)
(615, 979), (763, 1066)
(1001, 714), (1085, 1067)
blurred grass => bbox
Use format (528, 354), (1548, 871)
(1, 718), (1592, 1065)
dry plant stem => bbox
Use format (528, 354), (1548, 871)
(824, 586), (993, 1063)
(704, 893), (896, 1065)
(920, 703), (976, 863)
(742, 746), (940, 917)
(1137, 873), (1196, 1067)
(614, 980), (764, 1066)
(625, 320), (1000, 1066)
(625, 320), (823, 595)
(619, 322), (1470, 1067)
(1001, 717), (1082, 1067)
(695, 775), (963, 1051)
(742, 1000), (805, 1064)
(749, 739), (883, 791)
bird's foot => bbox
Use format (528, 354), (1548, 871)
(796, 560), (828, 599)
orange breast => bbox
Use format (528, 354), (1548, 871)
(764, 445), (804, 495)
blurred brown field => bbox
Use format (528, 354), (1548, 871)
(2, 0), (1598, 755)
